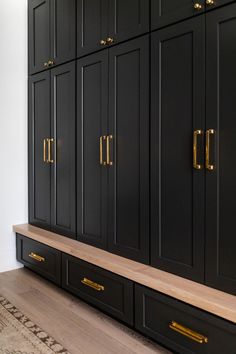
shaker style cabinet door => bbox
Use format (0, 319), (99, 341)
(50, 0), (76, 67)
(108, 0), (149, 45)
(28, 71), (51, 229)
(50, 62), (76, 239)
(205, 4), (236, 295)
(29, 0), (76, 74)
(108, 36), (149, 264)
(77, 0), (108, 57)
(77, 51), (109, 249)
(28, 0), (50, 74)
(151, 0), (204, 30)
(151, 17), (205, 282)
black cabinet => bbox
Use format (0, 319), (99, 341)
(135, 285), (236, 354)
(16, 234), (61, 285)
(28, 0), (50, 74)
(151, 0), (205, 30)
(108, 37), (149, 263)
(29, 62), (76, 238)
(77, 0), (149, 57)
(151, 17), (205, 282)
(28, 0), (76, 74)
(108, 0), (149, 45)
(50, 63), (76, 237)
(205, 4), (236, 295)
(77, 36), (149, 263)
(77, 51), (108, 249)
(62, 254), (134, 325)
(28, 71), (51, 230)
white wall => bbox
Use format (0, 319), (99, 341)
(0, 0), (28, 272)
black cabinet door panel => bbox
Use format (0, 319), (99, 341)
(29, 71), (51, 229)
(135, 285), (236, 354)
(108, 0), (149, 44)
(77, 51), (109, 248)
(151, 18), (205, 281)
(151, 0), (204, 30)
(51, 62), (76, 238)
(77, 0), (108, 57)
(205, 4), (236, 295)
(108, 36), (149, 263)
(50, 0), (76, 66)
(28, 0), (50, 74)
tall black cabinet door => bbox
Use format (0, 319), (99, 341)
(151, 17), (205, 282)
(108, 0), (149, 44)
(50, 0), (76, 66)
(108, 36), (149, 264)
(29, 71), (51, 229)
(151, 0), (204, 30)
(77, 51), (109, 249)
(28, 0), (50, 74)
(51, 62), (76, 239)
(77, 0), (108, 57)
(205, 4), (236, 295)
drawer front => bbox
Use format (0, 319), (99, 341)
(62, 254), (134, 325)
(135, 285), (236, 354)
(16, 234), (61, 285)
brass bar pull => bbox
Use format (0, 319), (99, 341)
(106, 135), (113, 166)
(100, 136), (106, 166)
(206, 129), (215, 171)
(169, 321), (208, 344)
(43, 139), (47, 163)
(47, 138), (54, 164)
(81, 278), (105, 291)
(28, 252), (45, 262)
(193, 130), (203, 170)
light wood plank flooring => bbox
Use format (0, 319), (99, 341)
(0, 268), (172, 354)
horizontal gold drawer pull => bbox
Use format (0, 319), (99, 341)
(81, 277), (105, 291)
(169, 321), (208, 344)
(28, 252), (45, 262)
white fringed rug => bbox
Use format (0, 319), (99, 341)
(0, 295), (70, 354)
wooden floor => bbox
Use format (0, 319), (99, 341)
(0, 268), (172, 354)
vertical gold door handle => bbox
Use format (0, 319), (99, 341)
(43, 139), (47, 163)
(193, 130), (203, 170)
(47, 138), (54, 164)
(106, 135), (113, 166)
(206, 129), (215, 171)
(100, 136), (106, 165)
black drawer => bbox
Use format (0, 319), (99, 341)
(62, 254), (134, 325)
(135, 285), (236, 354)
(16, 234), (61, 285)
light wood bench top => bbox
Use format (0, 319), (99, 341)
(13, 223), (236, 324)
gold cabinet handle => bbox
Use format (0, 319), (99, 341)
(28, 252), (45, 262)
(106, 135), (113, 166)
(48, 59), (55, 66)
(100, 136), (106, 166)
(43, 138), (47, 163)
(47, 138), (54, 164)
(206, 129), (215, 171)
(206, 0), (214, 5)
(81, 278), (105, 291)
(194, 3), (203, 9)
(43, 62), (49, 68)
(169, 321), (208, 344)
(193, 130), (203, 170)
(106, 37), (114, 44)
(100, 39), (107, 46)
